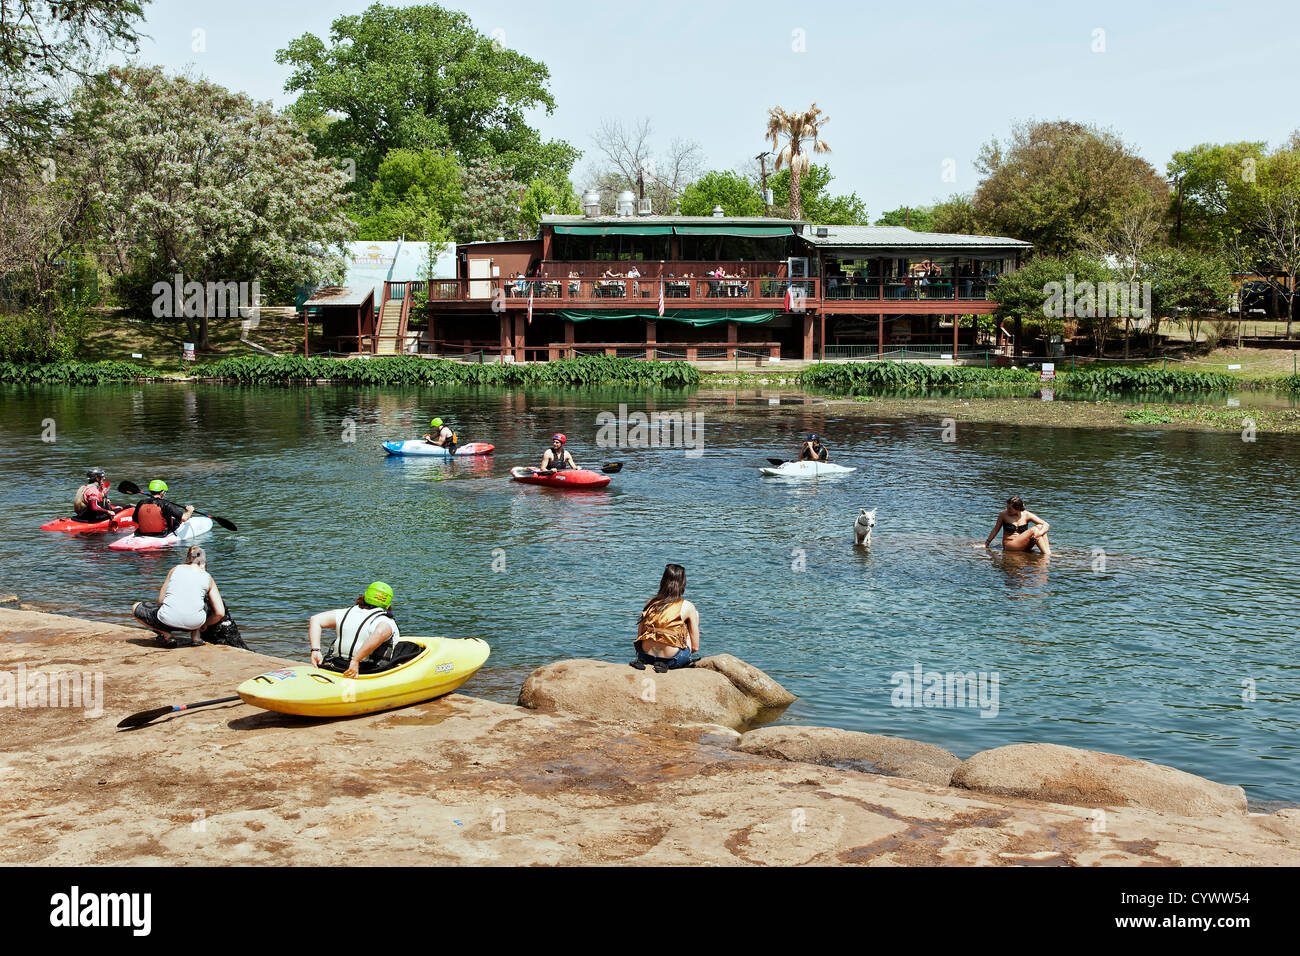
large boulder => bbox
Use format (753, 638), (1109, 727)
(738, 725), (960, 787)
(696, 654), (797, 708)
(951, 743), (1247, 816)
(517, 656), (794, 730)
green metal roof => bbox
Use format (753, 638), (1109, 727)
(673, 225), (794, 238)
(553, 224), (674, 236)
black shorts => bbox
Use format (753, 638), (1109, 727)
(133, 601), (171, 632)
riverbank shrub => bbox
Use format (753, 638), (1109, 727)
(1064, 366), (1235, 393)
(0, 305), (90, 363)
(800, 362), (1040, 392)
(1283, 375), (1300, 395)
(0, 360), (147, 384)
(189, 354), (701, 387)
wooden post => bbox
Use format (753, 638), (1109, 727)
(500, 314), (511, 361)
(564, 318), (575, 360)
(819, 313), (826, 361)
(304, 310), (310, 357)
(726, 320), (737, 360)
(646, 318), (657, 360)
(878, 314), (884, 360)
(953, 312), (959, 358)
(801, 314), (814, 361)
(514, 314), (526, 363)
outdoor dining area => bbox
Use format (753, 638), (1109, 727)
(822, 255), (1002, 301)
(501, 266), (792, 301)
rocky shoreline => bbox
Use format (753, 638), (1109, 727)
(2, 607), (1297, 866)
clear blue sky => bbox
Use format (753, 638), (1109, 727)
(131, 0), (1300, 216)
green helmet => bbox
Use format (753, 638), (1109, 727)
(148, 480), (168, 493)
(364, 581), (393, 609)
(430, 418), (443, 428)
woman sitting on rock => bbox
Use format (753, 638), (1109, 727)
(631, 563), (700, 673)
(983, 495), (1051, 556)
(132, 546), (225, 646)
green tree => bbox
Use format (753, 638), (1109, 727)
(520, 175), (579, 236)
(276, 3), (577, 190)
(0, 0), (144, 167)
(1141, 248), (1233, 351)
(679, 170), (764, 217)
(83, 66), (354, 351)
(930, 194), (982, 234)
(991, 253), (1116, 354)
(769, 164), (867, 224)
(974, 120), (1169, 255)
(875, 205), (935, 230)
(765, 103), (830, 221)
(358, 148), (461, 240)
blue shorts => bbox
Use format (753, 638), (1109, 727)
(634, 643), (693, 669)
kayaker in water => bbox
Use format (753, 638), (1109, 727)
(538, 433), (577, 473)
(73, 468), (124, 524)
(631, 563), (700, 673)
(983, 495), (1052, 556)
(307, 582), (400, 679)
(132, 480), (194, 538)
(799, 433), (830, 462)
(422, 417), (457, 454)
(131, 546), (226, 647)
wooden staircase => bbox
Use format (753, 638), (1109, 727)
(375, 298), (402, 354)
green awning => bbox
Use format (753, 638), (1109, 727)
(558, 309), (775, 328)
(553, 224), (674, 236)
(672, 225), (794, 238)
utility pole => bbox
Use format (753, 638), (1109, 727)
(756, 152), (770, 215)
(638, 167), (645, 201)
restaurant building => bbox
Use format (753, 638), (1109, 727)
(306, 207), (1030, 362)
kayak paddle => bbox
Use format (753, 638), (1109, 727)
(117, 480), (238, 532)
(117, 695), (243, 729)
(601, 462), (624, 473)
(767, 458), (789, 466)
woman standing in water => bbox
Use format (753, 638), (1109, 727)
(631, 563), (700, 673)
(984, 495), (1051, 555)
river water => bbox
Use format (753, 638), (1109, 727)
(2, 383), (1297, 805)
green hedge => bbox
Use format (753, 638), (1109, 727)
(189, 354), (700, 387)
(0, 360), (149, 384)
(1063, 366), (1236, 393)
(800, 362), (1040, 391)
(1283, 375), (1300, 395)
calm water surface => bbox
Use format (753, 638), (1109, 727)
(1, 384), (1297, 804)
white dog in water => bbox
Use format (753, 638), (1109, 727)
(853, 508), (877, 545)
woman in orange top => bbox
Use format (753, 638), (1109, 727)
(631, 563), (700, 672)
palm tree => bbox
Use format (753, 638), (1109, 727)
(765, 104), (831, 221)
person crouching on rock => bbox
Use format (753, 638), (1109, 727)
(307, 582), (399, 679)
(632, 563), (700, 673)
(132, 546), (226, 647)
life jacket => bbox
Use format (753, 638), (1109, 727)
(75, 482), (107, 514)
(637, 599), (690, 651)
(332, 606), (397, 665)
(134, 496), (170, 535)
(546, 446), (570, 470)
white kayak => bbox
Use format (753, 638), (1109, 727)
(108, 515), (214, 551)
(759, 460), (856, 478)
(383, 440), (494, 458)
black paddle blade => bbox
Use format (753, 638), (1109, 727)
(767, 458), (787, 466)
(601, 462), (623, 474)
(117, 706), (172, 729)
(118, 480), (142, 495)
(210, 515), (238, 532)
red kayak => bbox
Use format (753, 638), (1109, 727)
(41, 507), (137, 533)
(510, 466), (611, 489)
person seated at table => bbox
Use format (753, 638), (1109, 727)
(626, 265), (641, 279)
(601, 268), (623, 279)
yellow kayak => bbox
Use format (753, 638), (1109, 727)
(236, 636), (489, 717)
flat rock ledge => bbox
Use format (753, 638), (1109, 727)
(951, 743), (1249, 817)
(517, 655), (795, 730)
(738, 726), (961, 787)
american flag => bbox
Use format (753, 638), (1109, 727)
(527, 286), (534, 325)
(657, 281), (665, 317)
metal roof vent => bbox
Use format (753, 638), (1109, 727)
(616, 190), (636, 217)
(581, 189), (601, 218)
(711, 205), (724, 218)
(816, 226), (829, 238)
(637, 196), (652, 215)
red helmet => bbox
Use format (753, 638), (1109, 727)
(552, 433), (567, 444)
